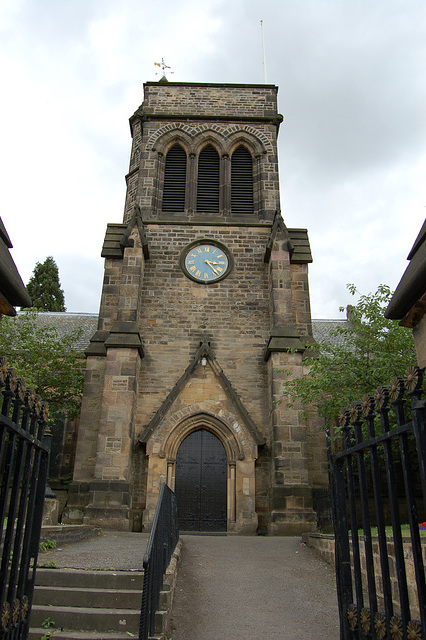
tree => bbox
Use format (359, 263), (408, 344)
(281, 284), (417, 430)
(0, 309), (84, 419)
(26, 256), (66, 311)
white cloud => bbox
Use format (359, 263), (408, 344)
(1, 0), (425, 317)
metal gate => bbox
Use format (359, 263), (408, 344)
(329, 366), (426, 639)
(0, 361), (49, 640)
(175, 429), (227, 532)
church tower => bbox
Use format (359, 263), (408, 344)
(65, 81), (328, 535)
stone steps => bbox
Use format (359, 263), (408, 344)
(29, 631), (138, 640)
(29, 540), (182, 640)
(29, 568), (143, 640)
(33, 586), (141, 610)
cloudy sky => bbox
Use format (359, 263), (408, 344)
(1, 0), (425, 319)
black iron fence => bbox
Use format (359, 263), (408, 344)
(0, 359), (49, 640)
(139, 482), (179, 640)
(330, 366), (426, 639)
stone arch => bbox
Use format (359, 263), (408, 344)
(143, 405), (259, 533)
(226, 131), (266, 158)
(146, 122), (273, 155)
(162, 412), (244, 462)
(191, 129), (226, 156)
(147, 401), (257, 460)
(152, 128), (193, 156)
(146, 123), (271, 215)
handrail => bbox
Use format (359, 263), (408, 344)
(139, 482), (179, 640)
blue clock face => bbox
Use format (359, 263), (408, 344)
(183, 243), (230, 283)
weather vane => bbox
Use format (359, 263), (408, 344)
(154, 58), (174, 80)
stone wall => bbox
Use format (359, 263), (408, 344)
(135, 224), (271, 436)
(304, 533), (426, 621)
(141, 82), (279, 118)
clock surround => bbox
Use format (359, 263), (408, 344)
(181, 240), (233, 284)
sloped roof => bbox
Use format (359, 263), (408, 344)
(16, 311), (98, 351)
(385, 219), (426, 325)
(312, 319), (348, 346)
(0, 217), (32, 314)
(19, 313), (345, 353)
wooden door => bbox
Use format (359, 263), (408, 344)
(175, 429), (227, 532)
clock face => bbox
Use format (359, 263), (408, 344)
(182, 242), (231, 284)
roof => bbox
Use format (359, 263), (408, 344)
(312, 319), (348, 346)
(0, 217), (32, 314)
(385, 219), (426, 325)
(16, 312), (345, 353)
(16, 311), (98, 351)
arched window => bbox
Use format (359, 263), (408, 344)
(197, 145), (220, 213)
(231, 146), (254, 214)
(162, 144), (187, 212)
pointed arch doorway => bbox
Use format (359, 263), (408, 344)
(175, 429), (227, 532)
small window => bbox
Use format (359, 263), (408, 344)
(197, 145), (220, 213)
(162, 144), (187, 212)
(231, 146), (253, 214)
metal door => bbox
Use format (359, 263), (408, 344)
(175, 429), (227, 532)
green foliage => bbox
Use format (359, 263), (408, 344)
(0, 309), (85, 419)
(39, 539), (57, 552)
(41, 617), (55, 629)
(38, 560), (56, 568)
(25, 256), (66, 311)
(281, 284), (416, 429)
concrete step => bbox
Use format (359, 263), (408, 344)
(34, 568), (144, 590)
(30, 567), (144, 638)
(33, 585), (141, 609)
(30, 604), (140, 634)
(29, 629), (137, 640)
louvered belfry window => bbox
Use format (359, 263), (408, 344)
(197, 145), (220, 213)
(231, 146), (254, 214)
(162, 144), (187, 212)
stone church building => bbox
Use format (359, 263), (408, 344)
(64, 80), (328, 535)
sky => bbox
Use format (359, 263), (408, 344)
(0, 0), (425, 319)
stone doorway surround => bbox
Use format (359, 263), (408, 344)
(143, 412), (259, 534)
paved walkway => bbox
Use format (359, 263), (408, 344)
(39, 531), (340, 639)
(39, 531), (149, 570)
(169, 535), (340, 640)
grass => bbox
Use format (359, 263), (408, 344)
(357, 524), (426, 537)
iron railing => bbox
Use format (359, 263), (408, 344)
(139, 482), (179, 640)
(330, 366), (426, 639)
(0, 360), (49, 640)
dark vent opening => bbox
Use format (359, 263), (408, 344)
(162, 144), (187, 212)
(231, 146), (254, 214)
(197, 145), (220, 213)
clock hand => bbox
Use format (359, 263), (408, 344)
(205, 260), (219, 275)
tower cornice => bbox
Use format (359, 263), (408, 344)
(129, 111), (283, 130)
